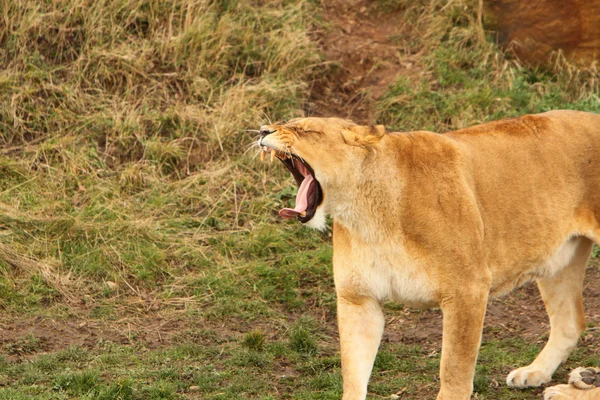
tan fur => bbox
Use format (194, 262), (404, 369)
(544, 385), (600, 400)
(544, 367), (600, 400)
(259, 111), (600, 399)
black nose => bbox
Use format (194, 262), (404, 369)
(259, 126), (275, 137)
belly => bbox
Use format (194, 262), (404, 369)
(489, 236), (580, 298)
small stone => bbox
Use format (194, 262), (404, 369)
(189, 386), (200, 391)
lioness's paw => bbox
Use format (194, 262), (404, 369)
(507, 366), (551, 388)
(544, 384), (581, 400)
(569, 367), (600, 390)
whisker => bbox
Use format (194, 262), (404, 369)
(244, 140), (262, 156)
(246, 129), (261, 133)
(258, 116), (269, 127)
(290, 147), (305, 163)
(261, 112), (272, 125)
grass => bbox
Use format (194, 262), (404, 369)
(0, 0), (599, 399)
(2, 332), (600, 399)
(376, 2), (600, 132)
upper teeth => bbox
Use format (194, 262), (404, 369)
(260, 147), (292, 162)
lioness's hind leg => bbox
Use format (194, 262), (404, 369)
(507, 237), (594, 388)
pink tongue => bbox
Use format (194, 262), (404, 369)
(279, 174), (314, 219)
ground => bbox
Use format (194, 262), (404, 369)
(4, 264), (600, 361)
(1, 0), (599, 399)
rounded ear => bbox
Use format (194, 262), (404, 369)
(373, 125), (386, 136)
(341, 129), (357, 144)
(342, 125), (386, 146)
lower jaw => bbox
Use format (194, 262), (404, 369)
(301, 207), (327, 231)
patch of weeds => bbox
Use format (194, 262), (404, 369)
(139, 381), (178, 400)
(241, 330), (266, 351)
(96, 379), (134, 400)
(302, 355), (341, 373)
(373, 349), (398, 371)
(52, 370), (100, 396)
(53, 346), (90, 363)
(307, 371), (342, 391)
(230, 346), (273, 368)
(170, 343), (207, 359)
(289, 317), (319, 355)
(473, 373), (490, 395)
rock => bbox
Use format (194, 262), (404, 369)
(484, 0), (600, 65)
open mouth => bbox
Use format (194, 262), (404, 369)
(260, 148), (323, 223)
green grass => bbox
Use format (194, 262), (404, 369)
(2, 330), (600, 399)
(0, 0), (599, 399)
(377, 19), (600, 131)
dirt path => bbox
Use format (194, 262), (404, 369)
(308, 0), (420, 124)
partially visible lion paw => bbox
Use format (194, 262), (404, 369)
(569, 367), (600, 390)
(544, 384), (583, 400)
(506, 366), (551, 388)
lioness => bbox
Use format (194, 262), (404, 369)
(256, 110), (600, 400)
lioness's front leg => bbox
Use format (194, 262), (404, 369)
(337, 295), (385, 400)
(437, 287), (489, 400)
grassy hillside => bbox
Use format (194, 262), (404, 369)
(0, 0), (322, 307)
(0, 0), (599, 399)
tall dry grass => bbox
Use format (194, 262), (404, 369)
(0, 0), (321, 307)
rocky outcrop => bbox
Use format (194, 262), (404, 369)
(484, 0), (600, 65)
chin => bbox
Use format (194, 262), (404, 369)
(303, 207), (327, 231)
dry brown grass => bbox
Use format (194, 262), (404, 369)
(0, 0), (321, 308)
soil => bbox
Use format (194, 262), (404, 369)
(2, 1), (600, 398)
(307, 0), (421, 124)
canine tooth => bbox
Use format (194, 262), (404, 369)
(260, 151), (266, 161)
(300, 211), (306, 217)
(270, 149), (276, 162)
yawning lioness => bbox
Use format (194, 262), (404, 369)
(257, 110), (600, 400)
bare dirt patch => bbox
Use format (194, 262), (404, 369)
(307, 0), (421, 124)
(0, 311), (184, 361)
